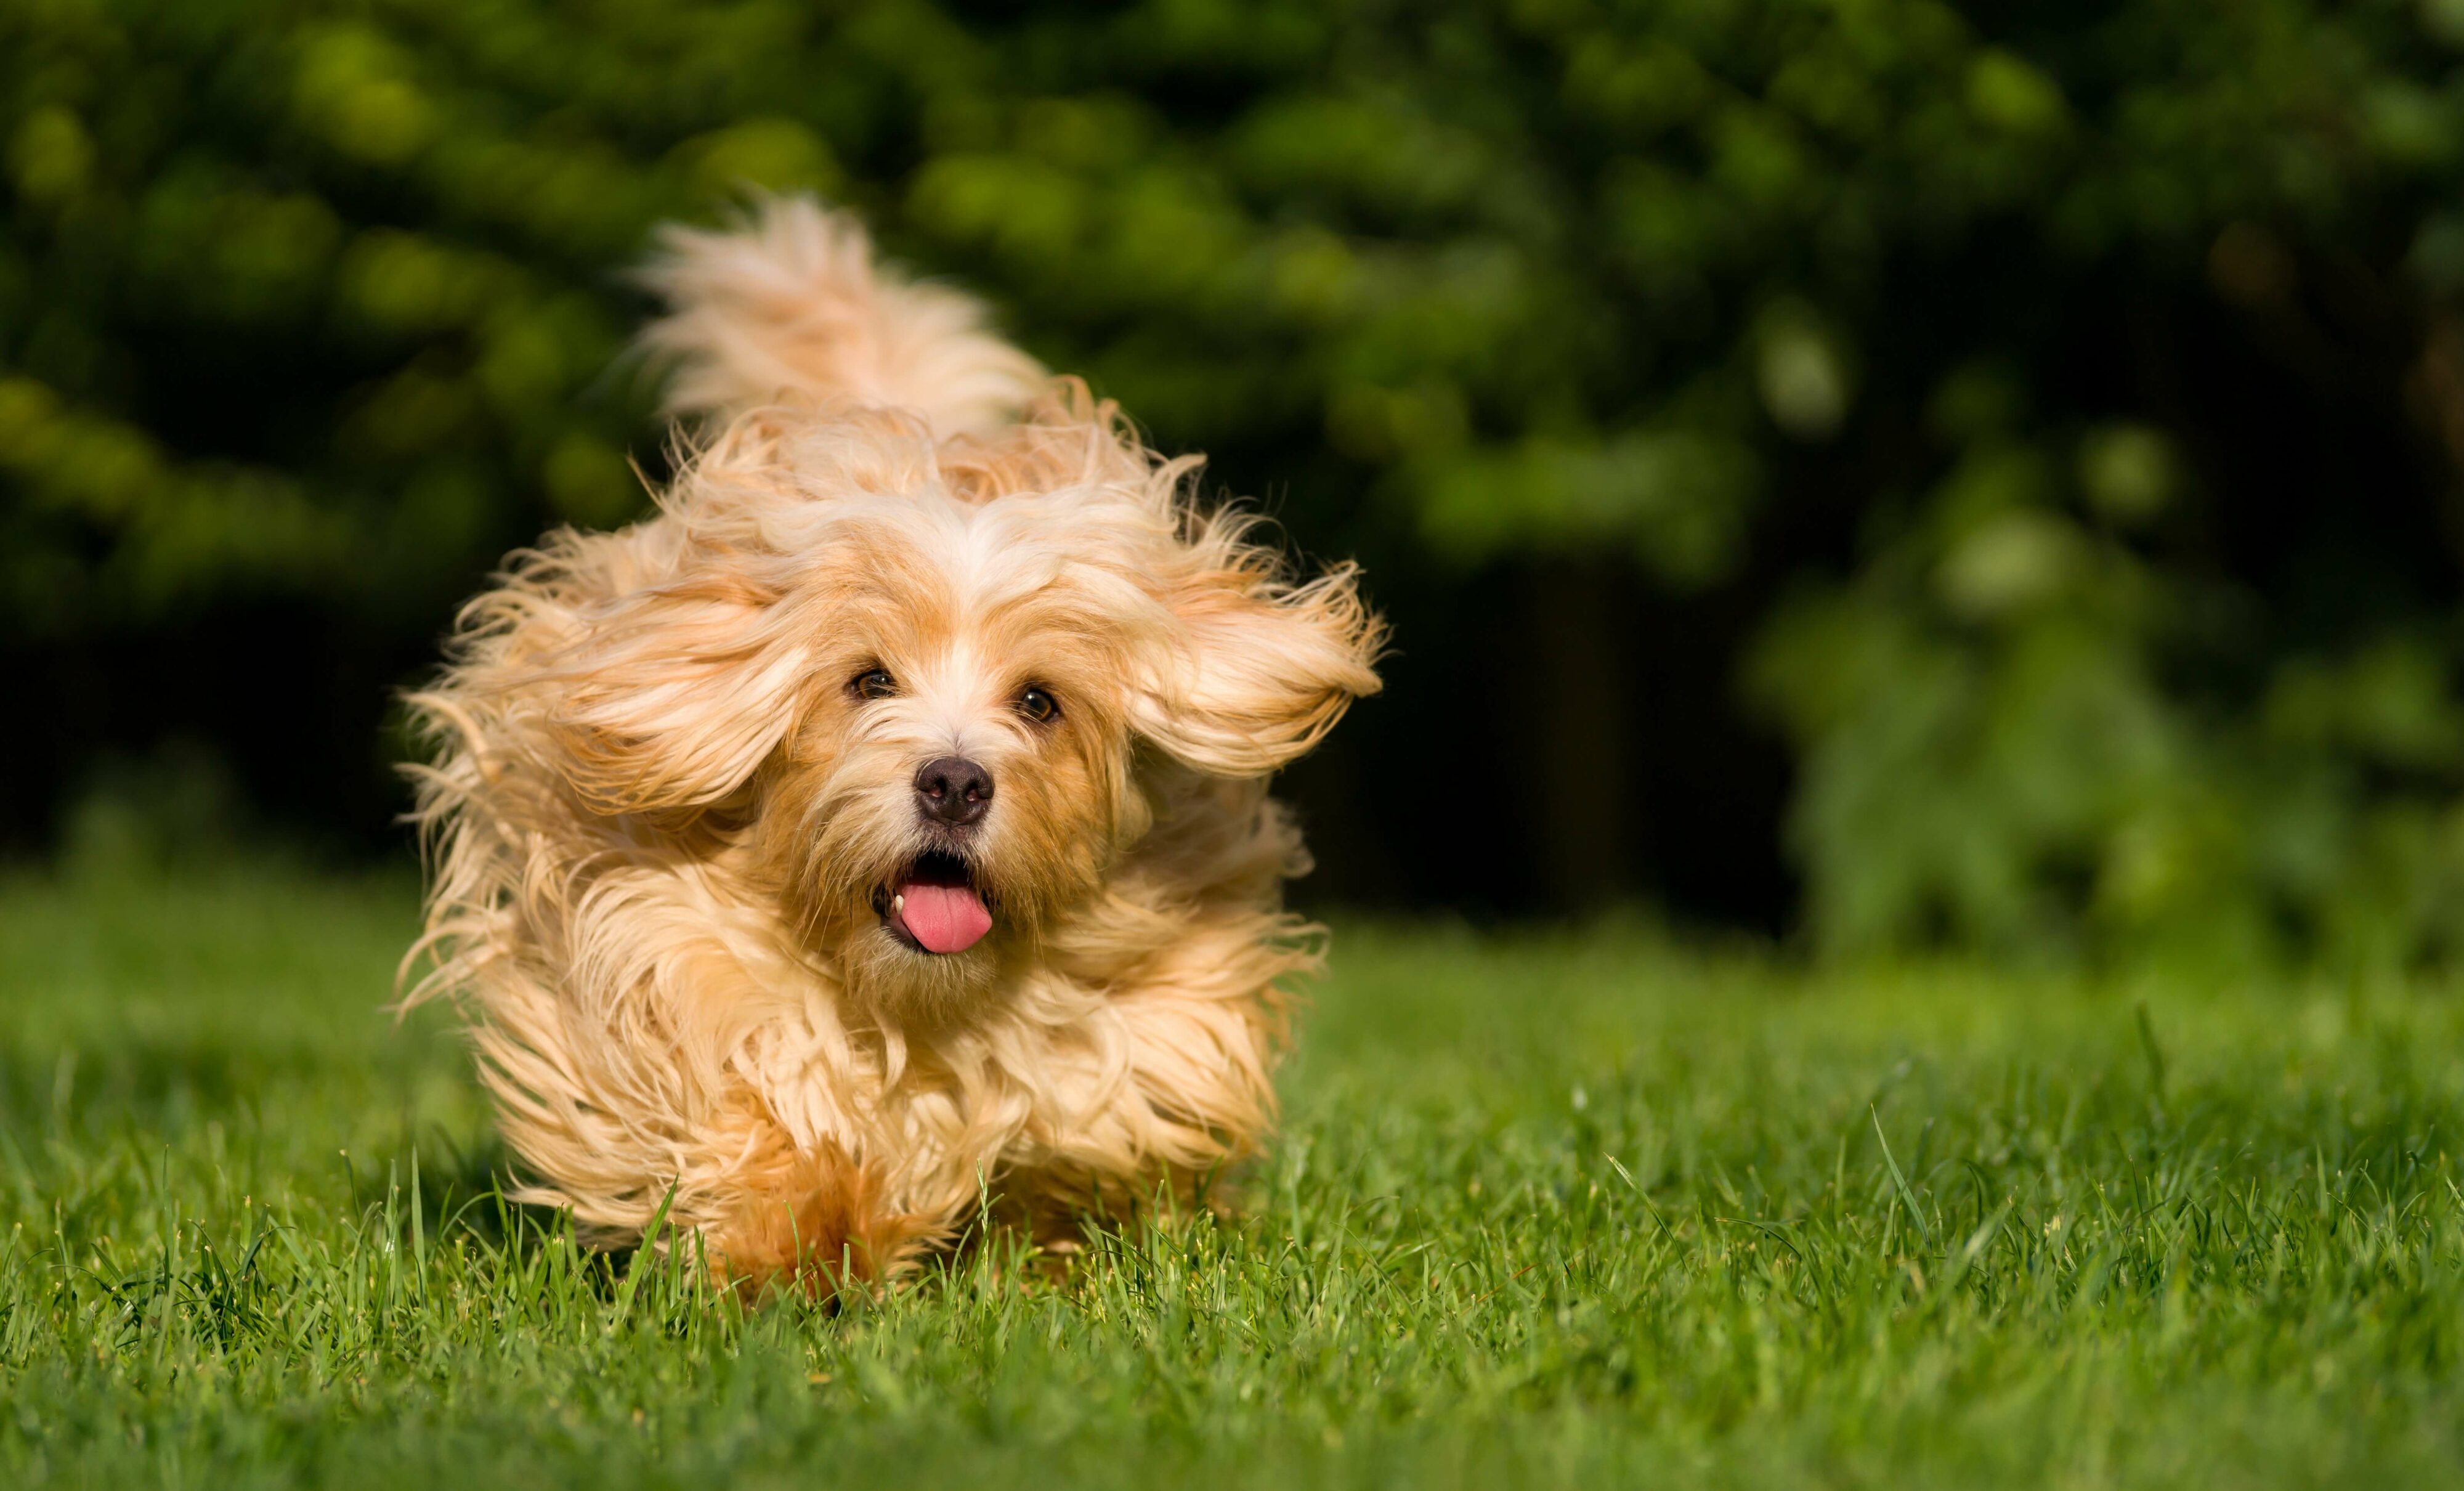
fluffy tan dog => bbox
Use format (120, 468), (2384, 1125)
(402, 198), (1382, 1293)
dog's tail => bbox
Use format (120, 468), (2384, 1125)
(637, 195), (1044, 439)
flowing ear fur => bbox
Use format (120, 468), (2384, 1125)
(538, 575), (811, 815)
(1142, 538), (1385, 778)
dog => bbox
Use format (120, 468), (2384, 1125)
(402, 197), (1382, 1293)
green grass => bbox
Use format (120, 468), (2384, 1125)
(4, 864), (2464, 1488)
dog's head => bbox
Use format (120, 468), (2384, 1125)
(526, 391), (1381, 1014)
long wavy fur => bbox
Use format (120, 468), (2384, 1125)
(402, 197), (1383, 1293)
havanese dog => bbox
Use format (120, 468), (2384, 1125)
(402, 197), (1383, 1294)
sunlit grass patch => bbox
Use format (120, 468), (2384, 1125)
(2, 866), (2462, 1487)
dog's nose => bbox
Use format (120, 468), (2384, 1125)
(914, 756), (994, 827)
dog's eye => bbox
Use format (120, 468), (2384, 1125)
(1017, 686), (1060, 724)
(851, 668), (898, 701)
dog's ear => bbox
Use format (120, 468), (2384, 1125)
(1139, 558), (1385, 778)
(536, 577), (810, 815)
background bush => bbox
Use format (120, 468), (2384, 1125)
(11, 0), (2464, 967)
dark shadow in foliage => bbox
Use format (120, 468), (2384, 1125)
(342, 1125), (549, 1251)
(93, 1222), (283, 1354)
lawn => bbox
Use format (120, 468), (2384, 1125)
(2, 863), (2462, 1488)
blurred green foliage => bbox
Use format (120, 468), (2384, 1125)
(11, 0), (2464, 966)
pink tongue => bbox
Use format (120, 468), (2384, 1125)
(896, 881), (992, 954)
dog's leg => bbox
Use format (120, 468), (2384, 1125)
(706, 1139), (939, 1301)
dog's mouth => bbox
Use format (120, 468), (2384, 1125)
(872, 850), (994, 956)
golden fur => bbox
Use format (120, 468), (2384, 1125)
(402, 197), (1383, 1294)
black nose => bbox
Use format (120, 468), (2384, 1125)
(914, 756), (994, 827)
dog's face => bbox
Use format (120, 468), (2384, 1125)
(534, 408), (1380, 1017)
(756, 485), (1162, 1011)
